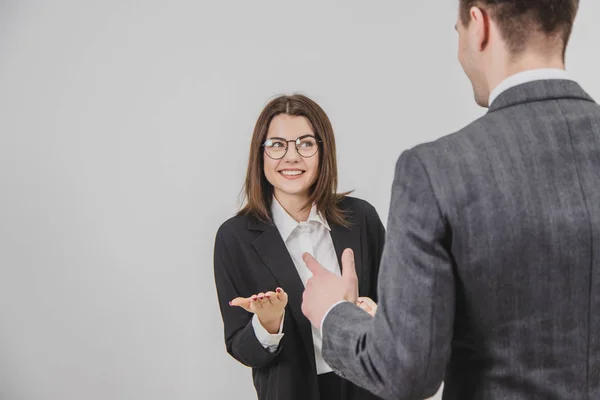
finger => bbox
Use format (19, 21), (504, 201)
(251, 294), (262, 308)
(357, 297), (371, 311)
(357, 296), (377, 310)
(264, 291), (277, 305)
(359, 297), (378, 316)
(302, 252), (325, 275)
(341, 248), (358, 283)
(358, 301), (372, 313)
(276, 287), (289, 304)
(258, 292), (271, 306)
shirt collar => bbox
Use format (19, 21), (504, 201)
(271, 196), (330, 241)
(488, 68), (572, 106)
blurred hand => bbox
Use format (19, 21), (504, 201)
(230, 288), (288, 334)
(301, 248), (359, 329)
(357, 297), (378, 317)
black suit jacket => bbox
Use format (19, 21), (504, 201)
(214, 196), (386, 400)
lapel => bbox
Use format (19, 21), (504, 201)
(329, 220), (363, 285)
(250, 219), (318, 374)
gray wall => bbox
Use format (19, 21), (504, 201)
(1, 1), (599, 399)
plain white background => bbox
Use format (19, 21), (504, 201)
(1, 1), (599, 399)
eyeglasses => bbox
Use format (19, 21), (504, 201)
(263, 134), (321, 160)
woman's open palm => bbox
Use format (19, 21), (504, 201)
(230, 288), (289, 332)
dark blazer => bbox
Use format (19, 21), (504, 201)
(214, 196), (386, 400)
(321, 80), (600, 399)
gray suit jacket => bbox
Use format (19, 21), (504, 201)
(322, 80), (600, 400)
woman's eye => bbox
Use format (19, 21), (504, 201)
(299, 139), (315, 148)
(266, 140), (285, 148)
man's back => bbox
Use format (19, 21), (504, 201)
(308, 3), (597, 400)
(415, 79), (600, 398)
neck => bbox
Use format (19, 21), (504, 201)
(274, 191), (311, 222)
(487, 51), (565, 96)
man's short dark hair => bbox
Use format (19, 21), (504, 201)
(460, 0), (580, 53)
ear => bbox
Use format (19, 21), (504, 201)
(469, 6), (490, 51)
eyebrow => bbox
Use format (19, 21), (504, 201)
(266, 134), (315, 141)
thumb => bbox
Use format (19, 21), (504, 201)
(302, 252), (324, 275)
(341, 248), (358, 283)
(229, 297), (250, 310)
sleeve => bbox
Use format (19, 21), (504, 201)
(321, 149), (454, 400)
(252, 312), (285, 352)
(213, 230), (284, 368)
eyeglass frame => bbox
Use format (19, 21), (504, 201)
(262, 134), (322, 160)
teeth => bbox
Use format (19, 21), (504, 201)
(281, 170), (303, 176)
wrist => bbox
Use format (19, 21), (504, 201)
(258, 313), (284, 334)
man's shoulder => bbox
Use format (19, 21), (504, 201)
(409, 113), (499, 162)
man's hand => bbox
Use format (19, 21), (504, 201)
(230, 288), (288, 334)
(301, 248), (358, 329)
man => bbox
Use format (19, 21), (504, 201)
(301, 1), (600, 399)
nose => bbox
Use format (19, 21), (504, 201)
(282, 142), (300, 162)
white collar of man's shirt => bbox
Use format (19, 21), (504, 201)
(271, 196), (330, 241)
(488, 68), (573, 106)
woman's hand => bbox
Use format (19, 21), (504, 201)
(230, 288), (289, 334)
(357, 296), (378, 317)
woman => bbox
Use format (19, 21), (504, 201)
(214, 94), (385, 400)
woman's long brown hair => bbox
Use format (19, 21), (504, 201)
(238, 94), (350, 227)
